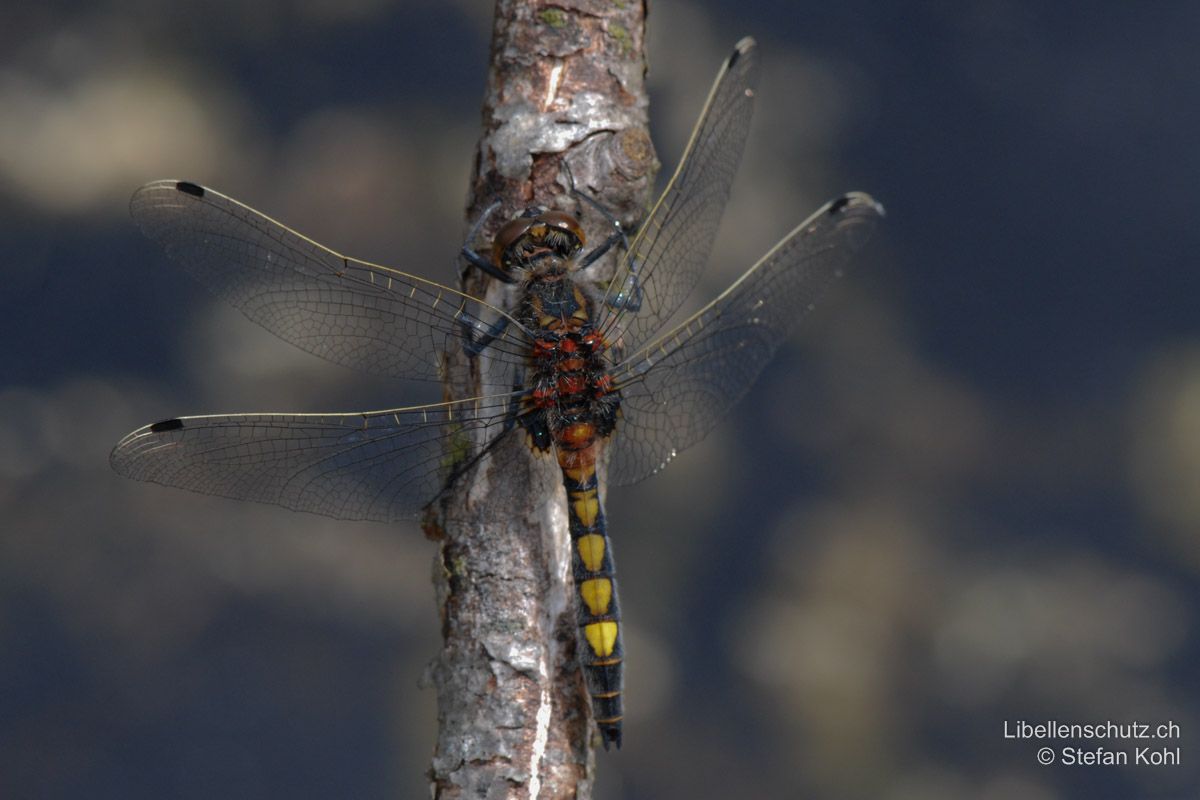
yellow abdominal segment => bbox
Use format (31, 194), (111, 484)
(577, 534), (605, 571)
(579, 578), (613, 616)
(570, 489), (599, 527)
(584, 621), (619, 657)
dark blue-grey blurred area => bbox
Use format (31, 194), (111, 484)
(3, 1), (1198, 798)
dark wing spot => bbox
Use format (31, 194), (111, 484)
(828, 195), (851, 215)
(149, 418), (185, 432)
(175, 181), (205, 198)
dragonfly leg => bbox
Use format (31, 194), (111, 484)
(501, 359), (553, 450)
(579, 229), (626, 270)
(566, 167), (631, 268)
(604, 274), (643, 312)
(597, 217), (643, 312)
(461, 314), (511, 357)
(562, 166), (644, 312)
(458, 200), (516, 357)
(460, 201), (515, 284)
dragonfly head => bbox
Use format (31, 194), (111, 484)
(492, 208), (586, 275)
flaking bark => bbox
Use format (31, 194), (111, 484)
(424, 1), (656, 797)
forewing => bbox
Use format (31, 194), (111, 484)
(110, 394), (518, 522)
(599, 37), (759, 351)
(606, 193), (884, 485)
(130, 180), (531, 381)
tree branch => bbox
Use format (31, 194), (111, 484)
(424, 1), (655, 797)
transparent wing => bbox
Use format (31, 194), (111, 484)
(131, 180), (532, 381)
(598, 36), (759, 352)
(110, 393), (522, 522)
(605, 193), (884, 485)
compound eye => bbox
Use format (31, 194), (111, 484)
(537, 210), (586, 254)
(539, 210), (585, 242)
(491, 217), (536, 268)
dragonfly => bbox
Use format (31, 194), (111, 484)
(110, 37), (883, 750)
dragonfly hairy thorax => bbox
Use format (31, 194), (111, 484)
(110, 36), (883, 751)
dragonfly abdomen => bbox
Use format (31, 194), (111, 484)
(558, 436), (624, 750)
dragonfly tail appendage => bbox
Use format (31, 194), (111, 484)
(558, 441), (624, 750)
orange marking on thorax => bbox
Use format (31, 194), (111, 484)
(581, 331), (605, 351)
(557, 374), (586, 395)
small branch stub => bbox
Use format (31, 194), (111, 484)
(426, 1), (656, 798)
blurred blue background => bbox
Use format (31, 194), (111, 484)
(3, 1), (1198, 798)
